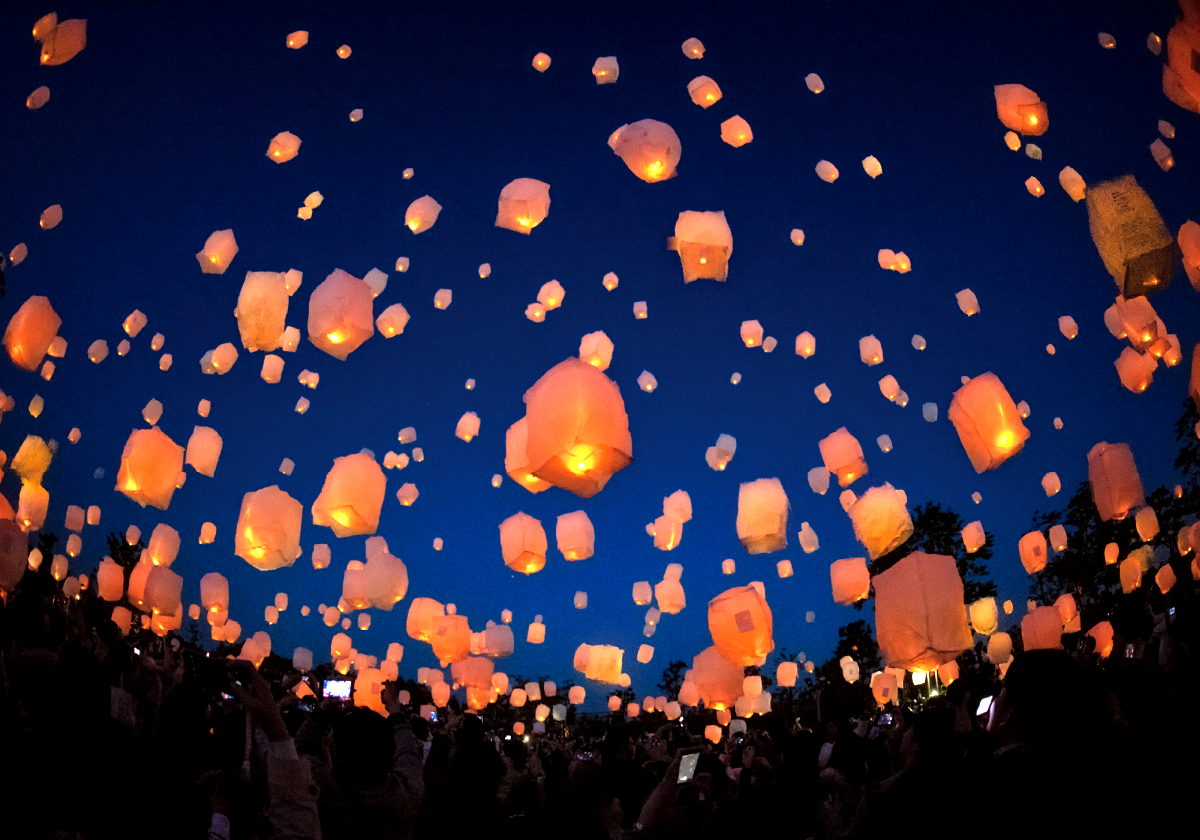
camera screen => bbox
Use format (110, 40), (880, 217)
(976, 695), (994, 716)
(323, 679), (352, 700)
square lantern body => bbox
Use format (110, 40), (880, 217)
(499, 511), (548, 574)
(687, 75), (722, 108)
(655, 578), (686, 614)
(1164, 16), (1200, 112)
(1022, 606), (1064, 651)
(1087, 442), (1144, 521)
(848, 484), (913, 559)
(185, 426), (223, 478)
(582, 644), (624, 683)
(196, 229), (238, 275)
(144, 566), (183, 615)
(39, 18), (88, 66)
(266, 131), (301, 163)
(1018, 530), (1048, 574)
(4, 295), (61, 372)
(312, 453), (386, 537)
(503, 417), (554, 492)
(405, 196), (442, 233)
(556, 510), (595, 560)
(873, 551), (973, 671)
(736, 478), (788, 554)
(116, 427), (185, 510)
(308, 269), (375, 360)
(611, 119), (681, 182)
(947, 373), (1031, 473)
(969, 597), (999, 635)
(495, 178), (551, 233)
(147, 524), (180, 567)
(236, 271), (289, 351)
(691, 645), (744, 709)
(235, 486), (303, 570)
(431, 614), (471, 664)
(671, 211), (732, 282)
(522, 358), (632, 498)
(200, 572), (229, 611)
(830, 557), (871, 605)
(1087, 176), (1176, 297)
(708, 585), (774, 667)
(819, 427), (868, 487)
(96, 557), (125, 601)
(994, 84), (1048, 135)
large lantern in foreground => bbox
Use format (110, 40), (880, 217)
(947, 373), (1030, 473)
(116, 427), (185, 510)
(235, 486), (303, 570)
(708, 584), (774, 667)
(872, 551), (972, 671)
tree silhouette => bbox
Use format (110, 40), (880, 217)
(657, 660), (687, 696)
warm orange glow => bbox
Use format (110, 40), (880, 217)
(407, 219), (419, 231)
(332, 511), (350, 526)
(1028, 116), (1038, 125)
(328, 332), (343, 344)
(124, 479), (139, 492)
(698, 256), (707, 264)
(209, 255), (218, 263)
(565, 444), (597, 475)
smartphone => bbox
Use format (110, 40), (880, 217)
(298, 699), (316, 712)
(429, 710), (438, 722)
(323, 679), (352, 700)
(133, 647), (141, 656)
(976, 695), (994, 717)
(877, 712), (893, 726)
(678, 752), (700, 784)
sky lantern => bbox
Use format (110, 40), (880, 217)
(200, 572), (228, 614)
(682, 37), (704, 58)
(736, 478), (788, 554)
(26, 86), (50, 109)
(579, 331), (614, 370)
(1163, 9), (1200, 111)
(993, 84), (1048, 135)
(556, 510), (595, 560)
(705, 433), (736, 471)
(592, 56), (618, 83)
(146, 524), (180, 568)
(1022, 606), (1063, 651)
(691, 645), (744, 708)
(405, 196), (442, 233)
(1179, 221), (1200, 290)
(376, 303), (410, 337)
(432, 614), (472, 664)
(1058, 166), (1086, 201)
(947, 373), (1030, 473)
(1086, 175), (1176, 297)
(286, 31), (307, 48)
(496, 178), (551, 233)
(455, 412), (480, 442)
(873, 551), (973, 671)
(307, 269), (374, 360)
(499, 511), (547, 574)
(521, 358), (633, 498)
(1087, 621), (1115, 659)
(740, 320), (763, 348)
(1018, 530), (1047, 574)
(196, 229), (238, 274)
(1115, 347), (1157, 392)
(575, 643), (624, 683)
(38, 17), (87, 65)
(185, 426), (222, 477)
(144, 566), (183, 616)
(0, 522), (26, 591)
(670, 211), (732, 282)
(815, 160), (839, 182)
(848, 484), (913, 559)
(4, 296), (61, 372)
(235, 271), (289, 351)
(708, 584), (774, 666)
(527, 616), (545, 644)
(830, 557), (870, 605)
(877, 250), (910, 272)
(407, 598), (445, 642)
(688, 75), (722, 107)
(96, 557), (124, 601)
(266, 131), (301, 163)
(504, 418), (552, 493)
(609, 119), (681, 182)
(969, 597), (999, 635)
(720, 116), (753, 147)
(312, 452), (386, 537)
(116, 427), (184, 510)
(819, 427), (867, 487)
(532, 52), (550, 71)
(655, 566), (686, 613)
(1088, 442), (1144, 521)
(234, 485), (303, 570)
(862, 155), (882, 177)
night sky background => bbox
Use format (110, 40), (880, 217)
(1, 0), (1197, 710)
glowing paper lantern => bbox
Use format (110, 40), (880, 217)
(719, 115), (753, 147)
(432, 614), (471, 664)
(873, 551), (973, 671)
(947, 373), (1030, 473)
(184, 426), (222, 478)
(1087, 442), (1144, 521)
(532, 52), (550, 71)
(496, 178), (551, 233)
(455, 412), (480, 442)
(609, 119), (681, 182)
(196, 230), (238, 275)
(266, 131), (301, 163)
(670, 211), (732, 283)
(993, 84), (1048, 135)
(592, 56), (618, 83)
(234, 486), (303, 570)
(499, 512), (547, 574)
(848, 484), (913, 559)
(116, 427), (184, 510)
(504, 418), (551, 493)
(830, 557), (871, 605)
(4, 295), (61, 372)
(682, 38), (704, 58)
(736, 478), (788, 554)
(1087, 175), (1176, 297)
(307, 269), (374, 361)
(1022, 606), (1063, 651)
(96, 557), (124, 601)
(708, 585), (774, 667)
(815, 161), (839, 182)
(1018, 530), (1048, 574)
(556, 510), (595, 560)
(407, 598), (445, 642)
(687, 75), (722, 107)
(819, 427), (867, 487)
(579, 331), (614, 370)
(691, 646), (744, 708)
(312, 452), (386, 537)
(405, 196), (442, 234)
(968, 598), (998, 635)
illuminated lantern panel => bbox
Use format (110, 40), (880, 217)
(311, 452), (387, 537)
(1087, 175), (1176, 297)
(532, 52), (551, 71)
(1087, 442), (1144, 521)
(736, 478), (788, 554)
(522, 358), (633, 498)
(236, 271), (289, 351)
(1018, 530), (1048, 574)
(993, 83), (1048, 135)
(720, 115), (753, 147)
(185, 426), (223, 478)
(592, 56), (618, 84)
(27, 86), (50, 109)
(499, 511), (548, 575)
(682, 37), (704, 58)
(579, 330), (614, 370)
(1115, 347), (1157, 393)
(116, 427), (185, 510)
(407, 598), (445, 642)
(3, 295), (61, 372)
(848, 484), (913, 560)
(504, 417), (552, 493)
(873, 551), (972, 671)
(815, 160), (839, 182)
(947, 372), (1031, 473)
(1059, 166), (1086, 202)
(969, 597), (998, 635)
(670, 211), (732, 283)
(819, 427), (868, 487)
(196, 229), (238, 275)
(1022, 606), (1063, 651)
(1180, 221), (1200, 291)
(405, 196), (442, 234)
(308, 269), (375, 360)
(691, 645), (744, 708)
(556, 510), (595, 560)
(39, 18), (87, 66)
(576, 643), (623, 683)
(830, 557), (870, 605)
(455, 412), (480, 442)
(432, 615), (472, 665)
(610, 119), (682, 183)
(495, 178), (551, 234)
(286, 31), (308, 48)
(708, 584), (774, 667)
(862, 155), (882, 178)
(687, 75), (723, 108)
(234, 486), (303, 571)
(1163, 12), (1200, 112)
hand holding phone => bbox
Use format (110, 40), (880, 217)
(677, 751), (699, 784)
